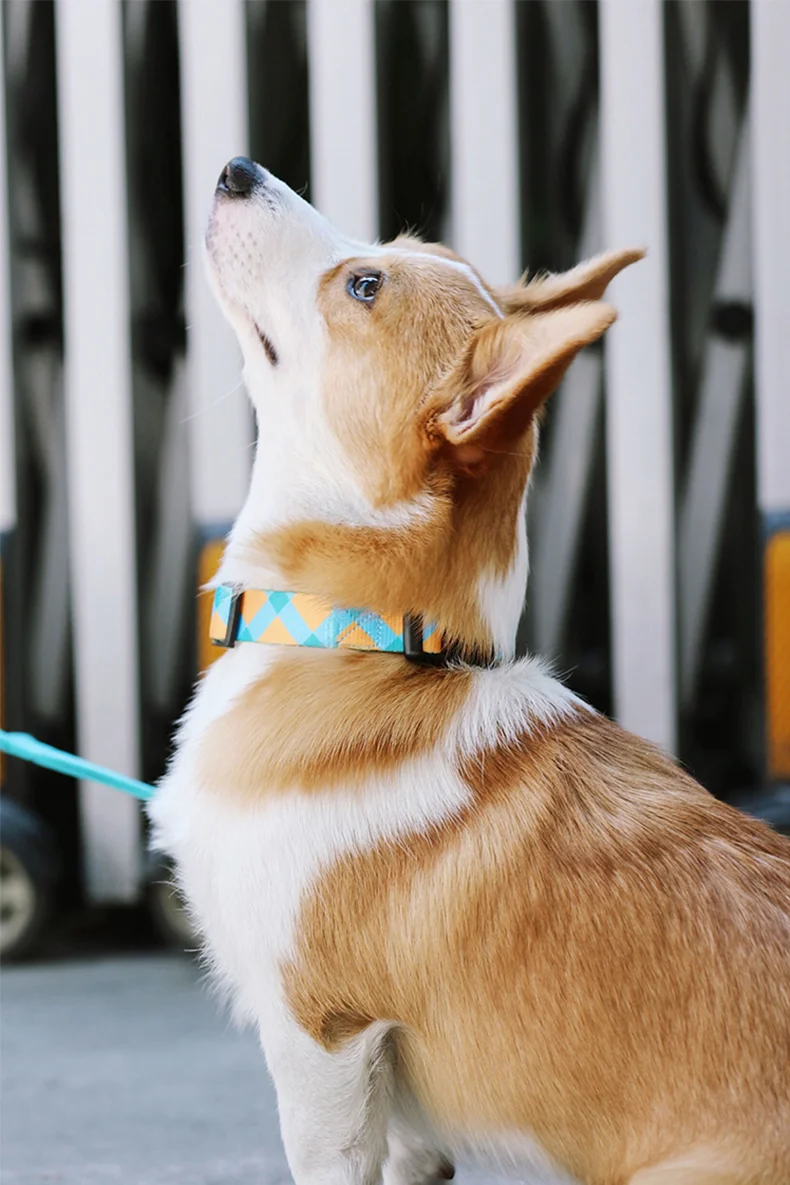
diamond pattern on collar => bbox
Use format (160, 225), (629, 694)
(208, 586), (443, 656)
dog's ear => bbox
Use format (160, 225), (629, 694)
(497, 247), (644, 314)
(429, 301), (616, 474)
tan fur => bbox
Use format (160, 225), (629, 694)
(283, 710), (790, 1184)
(199, 649), (473, 796)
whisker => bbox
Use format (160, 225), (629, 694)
(180, 380), (245, 425)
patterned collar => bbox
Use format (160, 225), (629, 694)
(209, 584), (445, 661)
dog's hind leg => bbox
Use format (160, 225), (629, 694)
(262, 1014), (394, 1185)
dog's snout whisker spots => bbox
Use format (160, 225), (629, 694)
(256, 327), (279, 367)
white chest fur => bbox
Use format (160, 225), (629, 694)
(148, 646), (580, 1027)
(148, 645), (475, 1026)
(149, 647), (583, 1184)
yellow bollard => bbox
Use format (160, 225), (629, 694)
(765, 526), (790, 780)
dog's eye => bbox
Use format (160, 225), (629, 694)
(347, 272), (383, 303)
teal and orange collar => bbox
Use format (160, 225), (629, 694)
(209, 584), (444, 660)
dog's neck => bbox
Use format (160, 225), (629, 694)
(216, 424), (414, 577)
(214, 429), (530, 663)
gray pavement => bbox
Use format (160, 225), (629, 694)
(1, 955), (519, 1185)
(1, 955), (287, 1185)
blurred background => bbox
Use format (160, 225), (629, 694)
(1, 3), (789, 1180)
(0, 0), (788, 1016)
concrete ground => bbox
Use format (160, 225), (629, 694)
(1, 954), (522, 1185)
(1, 955), (286, 1185)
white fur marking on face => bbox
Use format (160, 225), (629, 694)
(454, 261), (504, 319)
(393, 250), (504, 318)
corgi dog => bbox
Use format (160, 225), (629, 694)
(149, 156), (790, 1185)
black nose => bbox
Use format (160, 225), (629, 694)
(217, 156), (261, 197)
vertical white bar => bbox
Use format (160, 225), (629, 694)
(0, 10), (11, 773)
(752, 0), (790, 518)
(449, 0), (519, 284)
(179, 0), (250, 529)
(599, 0), (676, 751)
(0, 10), (15, 538)
(55, 0), (140, 900)
(307, 0), (377, 241)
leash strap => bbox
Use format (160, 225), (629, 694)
(0, 730), (155, 801)
(209, 585), (444, 658)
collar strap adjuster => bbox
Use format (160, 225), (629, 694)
(210, 585), (242, 649)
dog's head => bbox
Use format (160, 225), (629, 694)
(207, 157), (642, 657)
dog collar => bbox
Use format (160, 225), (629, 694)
(209, 585), (445, 661)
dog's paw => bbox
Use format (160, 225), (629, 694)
(383, 1148), (455, 1185)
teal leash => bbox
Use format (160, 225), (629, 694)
(0, 730), (155, 801)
